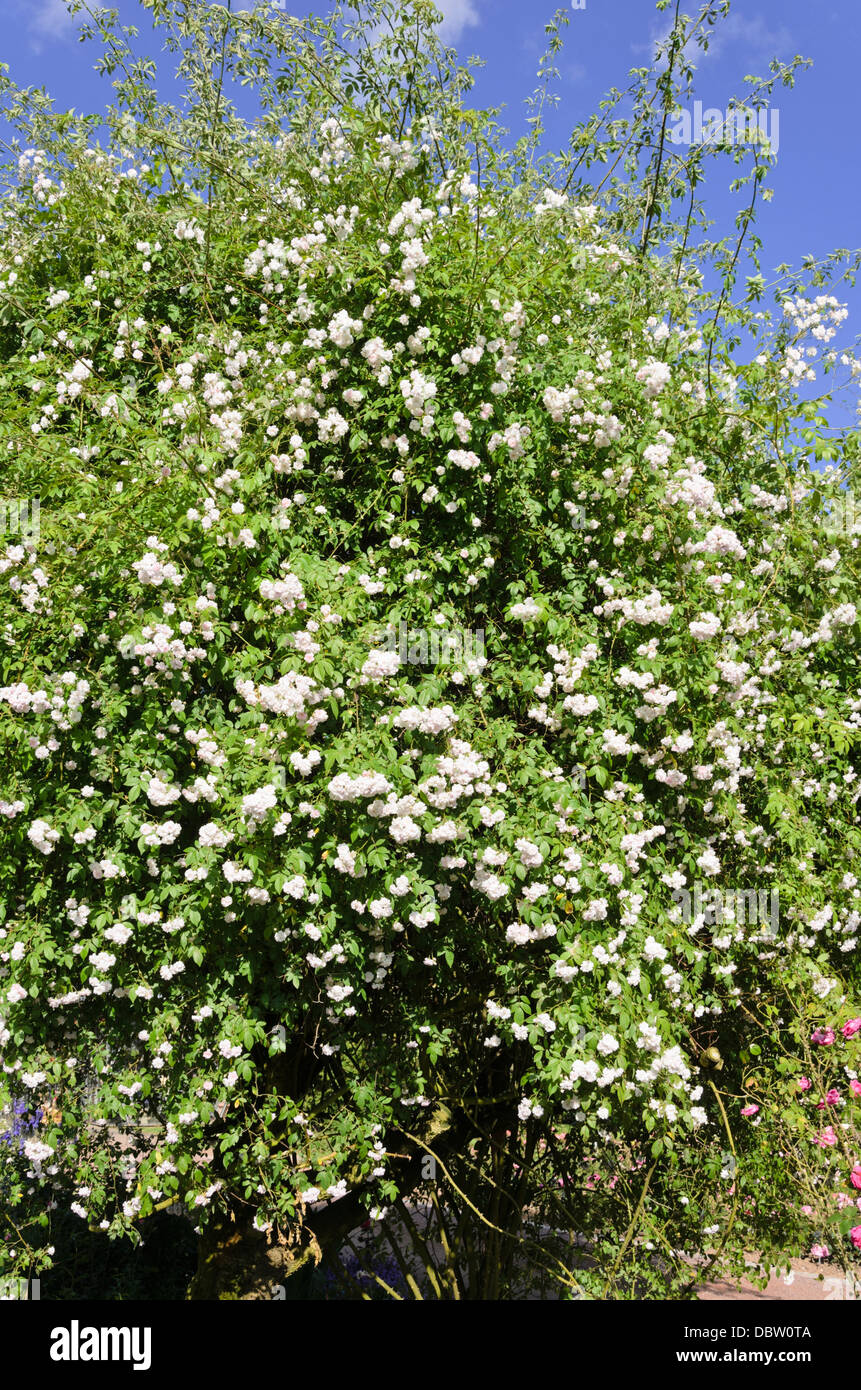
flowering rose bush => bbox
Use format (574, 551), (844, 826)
(0, 0), (859, 1298)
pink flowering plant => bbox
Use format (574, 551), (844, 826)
(0, 0), (859, 1298)
(744, 996), (861, 1279)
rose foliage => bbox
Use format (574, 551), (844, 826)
(0, 0), (860, 1298)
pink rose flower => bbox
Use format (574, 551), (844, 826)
(741, 1104), (759, 1117)
(850, 1228), (861, 1251)
(800, 1204), (814, 1215)
(850, 1165), (861, 1190)
(814, 1126), (838, 1147)
(850, 1080), (861, 1098)
(811, 1028), (836, 1046)
(798, 1076), (812, 1091)
(810, 1244), (830, 1260)
(842, 1018), (861, 1039)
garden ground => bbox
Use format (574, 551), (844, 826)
(699, 1256), (859, 1302)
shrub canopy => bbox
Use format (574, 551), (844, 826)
(1, 0), (860, 1298)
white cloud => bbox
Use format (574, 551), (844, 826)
(28, 0), (78, 40)
(693, 12), (794, 64)
(434, 0), (482, 43)
(635, 10), (793, 69)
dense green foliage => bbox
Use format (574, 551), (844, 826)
(1, 0), (860, 1298)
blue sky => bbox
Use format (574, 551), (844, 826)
(5, 0), (861, 429)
